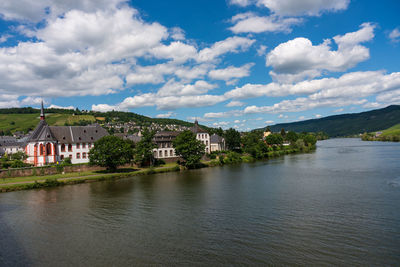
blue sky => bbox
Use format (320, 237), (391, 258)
(0, 0), (399, 130)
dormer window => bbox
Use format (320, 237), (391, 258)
(79, 137), (82, 140)
(83, 130), (86, 133)
(63, 136), (66, 140)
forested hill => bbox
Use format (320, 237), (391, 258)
(0, 107), (208, 134)
(266, 105), (400, 137)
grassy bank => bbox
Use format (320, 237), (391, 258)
(361, 123), (400, 142)
(0, 147), (315, 193)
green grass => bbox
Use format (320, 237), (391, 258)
(0, 164), (181, 192)
(381, 123), (400, 137)
(0, 113), (40, 133)
(0, 170), (96, 184)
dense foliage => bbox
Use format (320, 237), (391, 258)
(224, 128), (241, 151)
(266, 105), (400, 137)
(89, 135), (134, 171)
(173, 130), (205, 168)
(134, 128), (157, 166)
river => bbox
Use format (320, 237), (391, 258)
(1, 138), (400, 266)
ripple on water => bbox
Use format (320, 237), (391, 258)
(388, 177), (400, 188)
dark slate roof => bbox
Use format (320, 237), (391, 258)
(210, 134), (224, 144)
(0, 136), (26, 148)
(0, 136), (17, 143)
(28, 120), (56, 142)
(49, 124), (108, 144)
(153, 131), (180, 142)
(114, 133), (142, 143)
(190, 121), (208, 134)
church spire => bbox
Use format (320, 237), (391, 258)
(40, 100), (45, 120)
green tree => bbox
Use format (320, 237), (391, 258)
(280, 128), (286, 137)
(173, 130), (205, 168)
(224, 128), (241, 151)
(286, 131), (298, 143)
(89, 135), (134, 171)
(241, 131), (267, 159)
(265, 133), (283, 145)
(134, 128), (156, 166)
(303, 134), (317, 146)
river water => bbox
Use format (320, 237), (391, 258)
(1, 138), (400, 266)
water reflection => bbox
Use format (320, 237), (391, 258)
(0, 139), (399, 266)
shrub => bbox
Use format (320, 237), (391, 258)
(224, 151), (242, 164)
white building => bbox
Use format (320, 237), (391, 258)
(25, 102), (108, 166)
(190, 120), (211, 154)
(210, 134), (225, 152)
(152, 131), (179, 159)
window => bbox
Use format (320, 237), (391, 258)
(69, 155), (72, 159)
(206, 140), (208, 146)
(82, 152), (87, 159)
(68, 144), (72, 152)
(170, 150), (173, 156)
(77, 143), (80, 149)
(88, 143), (92, 148)
(46, 143), (52, 155)
(82, 143), (86, 148)
(159, 150), (162, 157)
(76, 153), (80, 159)
(165, 150), (168, 157)
(61, 144), (66, 152)
(40, 144), (44, 155)
(60, 155), (64, 160)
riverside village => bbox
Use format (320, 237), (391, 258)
(0, 102), (318, 191)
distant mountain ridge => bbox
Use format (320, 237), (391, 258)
(266, 105), (400, 137)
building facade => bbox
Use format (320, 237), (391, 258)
(190, 120), (211, 154)
(210, 134), (225, 152)
(152, 131), (179, 159)
(25, 102), (108, 166)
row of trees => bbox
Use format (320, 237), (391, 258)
(89, 127), (319, 171)
(89, 129), (206, 171)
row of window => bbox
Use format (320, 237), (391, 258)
(160, 142), (172, 148)
(60, 143), (92, 152)
(59, 153), (87, 160)
(155, 149), (174, 157)
(76, 152), (87, 159)
(198, 134), (208, 139)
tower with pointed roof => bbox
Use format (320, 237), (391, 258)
(40, 100), (45, 121)
(24, 102), (109, 166)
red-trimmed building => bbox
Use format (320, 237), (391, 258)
(25, 102), (108, 166)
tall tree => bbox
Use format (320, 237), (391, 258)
(89, 135), (134, 171)
(134, 128), (156, 166)
(173, 130), (205, 168)
(224, 128), (241, 151)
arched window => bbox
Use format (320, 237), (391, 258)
(68, 144), (72, 152)
(46, 143), (52, 155)
(61, 144), (66, 152)
(159, 150), (162, 157)
(40, 144), (44, 155)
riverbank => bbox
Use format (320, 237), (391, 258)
(0, 146), (315, 193)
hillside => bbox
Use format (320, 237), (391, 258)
(0, 108), (205, 134)
(266, 105), (400, 137)
(381, 123), (400, 137)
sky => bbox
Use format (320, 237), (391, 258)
(0, 0), (399, 131)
